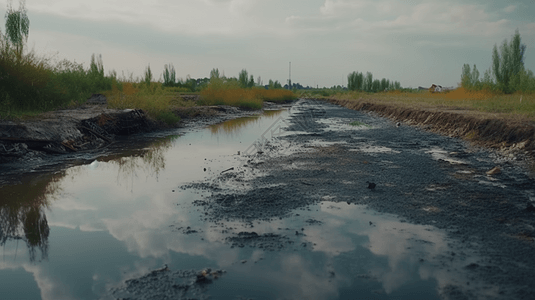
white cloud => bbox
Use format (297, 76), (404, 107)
(503, 5), (516, 13)
(1, 0), (533, 88)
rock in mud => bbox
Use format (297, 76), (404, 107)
(107, 266), (225, 300)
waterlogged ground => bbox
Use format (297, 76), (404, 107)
(1, 100), (534, 299)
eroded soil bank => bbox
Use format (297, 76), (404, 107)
(323, 98), (535, 164)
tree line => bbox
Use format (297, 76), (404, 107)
(162, 64), (286, 91)
(461, 30), (535, 94)
(347, 71), (401, 92)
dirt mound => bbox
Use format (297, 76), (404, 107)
(325, 98), (535, 160)
(0, 106), (157, 162)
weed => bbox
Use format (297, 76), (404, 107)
(349, 120), (370, 127)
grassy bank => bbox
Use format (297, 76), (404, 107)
(312, 88), (535, 122)
(103, 82), (196, 125)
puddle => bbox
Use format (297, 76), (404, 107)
(350, 145), (400, 154)
(425, 147), (468, 165)
(0, 107), (488, 299)
(317, 118), (373, 132)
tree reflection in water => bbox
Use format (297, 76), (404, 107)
(0, 172), (63, 263)
(98, 135), (178, 191)
(0, 135), (178, 262)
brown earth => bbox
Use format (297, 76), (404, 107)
(323, 98), (535, 163)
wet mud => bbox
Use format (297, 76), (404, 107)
(326, 98), (535, 161)
(107, 266), (226, 300)
(182, 99), (535, 299)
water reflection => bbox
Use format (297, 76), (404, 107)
(100, 135), (178, 190)
(0, 135), (178, 264)
(209, 110), (284, 136)
(0, 173), (61, 262)
(0, 108), (480, 299)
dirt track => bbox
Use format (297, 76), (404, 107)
(181, 99), (535, 299)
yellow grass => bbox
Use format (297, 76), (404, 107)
(329, 88), (535, 122)
(200, 85), (296, 110)
(103, 82), (192, 124)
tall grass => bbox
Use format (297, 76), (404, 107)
(200, 79), (296, 109)
(103, 81), (188, 125)
(0, 44), (114, 118)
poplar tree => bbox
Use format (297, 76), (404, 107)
(492, 30), (526, 93)
(4, 0), (29, 58)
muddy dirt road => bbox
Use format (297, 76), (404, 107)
(2, 99), (535, 299)
(181, 99), (535, 299)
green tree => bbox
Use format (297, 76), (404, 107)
(210, 68), (220, 80)
(238, 69), (249, 88)
(144, 64), (153, 87)
(471, 64), (480, 89)
(348, 71), (364, 91)
(90, 53), (104, 77)
(380, 78), (388, 91)
(461, 63), (472, 88)
(364, 72), (373, 92)
(492, 29), (527, 93)
(372, 79), (381, 92)
(4, 0), (29, 57)
(163, 63), (176, 87)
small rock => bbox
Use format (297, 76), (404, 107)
(241, 260), (247, 264)
(486, 167), (501, 175)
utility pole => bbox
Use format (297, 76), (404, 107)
(288, 62), (291, 90)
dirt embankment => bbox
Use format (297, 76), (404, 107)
(0, 106), (157, 163)
(323, 98), (535, 161)
(0, 104), (266, 168)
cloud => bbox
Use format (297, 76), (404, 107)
(320, 0), (369, 16)
(503, 5), (516, 13)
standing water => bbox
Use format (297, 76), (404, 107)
(1, 107), (477, 299)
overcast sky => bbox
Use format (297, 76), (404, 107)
(1, 0), (534, 88)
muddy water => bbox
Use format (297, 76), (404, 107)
(0, 106), (485, 299)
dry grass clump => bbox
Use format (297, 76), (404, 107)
(200, 85), (296, 110)
(104, 82), (192, 125)
(200, 87), (263, 110)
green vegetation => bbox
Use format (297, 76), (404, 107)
(0, 2), (295, 123)
(0, 1), (117, 117)
(199, 68), (296, 109)
(461, 30), (535, 94)
(349, 120), (371, 127)
(347, 71), (401, 92)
